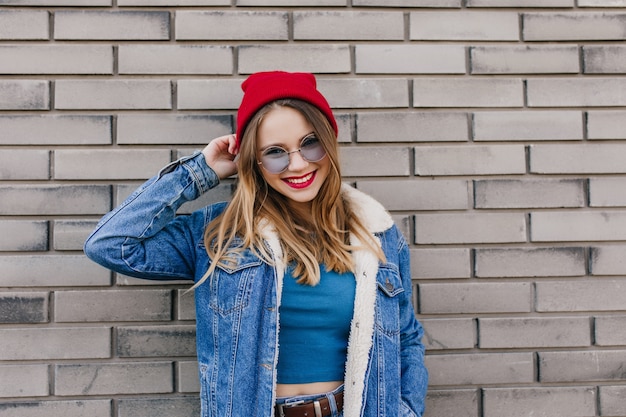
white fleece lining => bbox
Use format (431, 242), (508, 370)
(343, 234), (380, 417)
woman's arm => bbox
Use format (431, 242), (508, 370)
(84, 134), (238, 280)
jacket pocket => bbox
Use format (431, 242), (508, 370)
(375, 264), (404, 336)
(208, 249), (263, 317)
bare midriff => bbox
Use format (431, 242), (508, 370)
(276, 381), (343, 397)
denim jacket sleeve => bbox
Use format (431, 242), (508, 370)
(397, 230), (429, 417)
(83, 151), (221, 280)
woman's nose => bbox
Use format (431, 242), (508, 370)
(287, 149), (308, 171)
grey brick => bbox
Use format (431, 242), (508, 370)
(595, 315), (626, 346)
(177, 290), (196, 321)
(340, 146), (409, 177)
(356, 179), (468, 211)
(174, 182), (234, 214)
(55, 290), (172, 322)
(539, 350), (626, 382)
(410, 248), (471, 279)
(476, 247), (586, 278)
(319, 78), (409, 108)
(238, 0), (343, 4)
(0, 10), (49, 40)
(483, 387), (596, 417)
(0, 45), (112, 74)
(584, 45), (626, 73)
(55, 11), (170, 40)
(536, 279), (626, 312)
(0, 0), (110, 4)
(0, 327), (111, 360)
(0, 400), (111, 417)
(480, 317), (591, 348)
(413, 78), (523, 108)
(239, 44), (350, 74)
(580, 0), (626, 4)
(119, 45), (232, 75)
(475, 179), (585, 209)
(54, 220), (97, 251)
(0, 185), (110, 215)
(468, 0), (573, 6)
(175, 11), (288, 40)
(177, 79), (242, 110)
(55, 362), (173, 395)
(355, 0), (460, 5)
(587, 110), (626, 140)
(415, 145), (526, 176)
(118, 397), (201, 417)
(177, 361), (200, 393)
(0, 80), (49, 110)
(524, 12), (626, 41)
(426, 352), (534, 386)
(55, 80), (172, 110)
(0, 292), (48, 324)
(472, 45), (579, 74)
(530, 144), (626, 174)
(54, 149), (171, 180)
(0, 115), (111, 145)
(591, 178), (626, 206)
(528, 78), (626, 107)
(600, 386), (626, 416)
(410, 12), (519, 41)
(294, 11), (403, 40)
(424, 390), (478, 417)
(416, 213), (526, 244)
(117, 114), (232, 145)
(473, 110), (583, 141)
(420, 282), (531, 314)
(591, 245), (626, 275)
(0, 255), (111, 287)
(116, 325), (196, 357)
(0, 365), (49, 398)
(531, 211), (626, 242)
(0, 150), (49, 180)
(356, 45), (465, 74)
(357, 112), (469, 142)
(0, 220), (48, 252)
(120, 0), (227, 4)
(422, 318), (475, 350)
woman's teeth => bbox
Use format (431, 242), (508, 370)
(286, 172), (313, 184)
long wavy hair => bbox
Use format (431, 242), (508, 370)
(193, 99), (384, 288)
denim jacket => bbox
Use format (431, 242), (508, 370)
(84, 152), (428, 417)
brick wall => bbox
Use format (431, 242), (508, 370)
(1, 1), (626, 417)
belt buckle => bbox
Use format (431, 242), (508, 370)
(276, 400), (305, 417)
(313, 400), (323, 417)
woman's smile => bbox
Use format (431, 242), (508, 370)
(283, 170), (317, 188)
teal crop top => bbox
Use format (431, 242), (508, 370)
(276, 265), (356, 384)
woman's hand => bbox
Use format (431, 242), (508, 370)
(202, 134), (239, 180)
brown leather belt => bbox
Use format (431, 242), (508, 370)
(275, 391), (344, 417)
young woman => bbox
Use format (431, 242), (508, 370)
(84, 71), (428, 417)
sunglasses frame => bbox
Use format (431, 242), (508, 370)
(257, 133), (327, 174)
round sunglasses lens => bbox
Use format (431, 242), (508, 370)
(300, 140), (326, 162)
(261, 152), (289, 173)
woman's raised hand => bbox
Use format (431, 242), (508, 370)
(202, 134), (239, 180)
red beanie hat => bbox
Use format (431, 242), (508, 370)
(235, 71), (338, 149)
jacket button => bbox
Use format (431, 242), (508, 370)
(385, 279), (393, 292)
